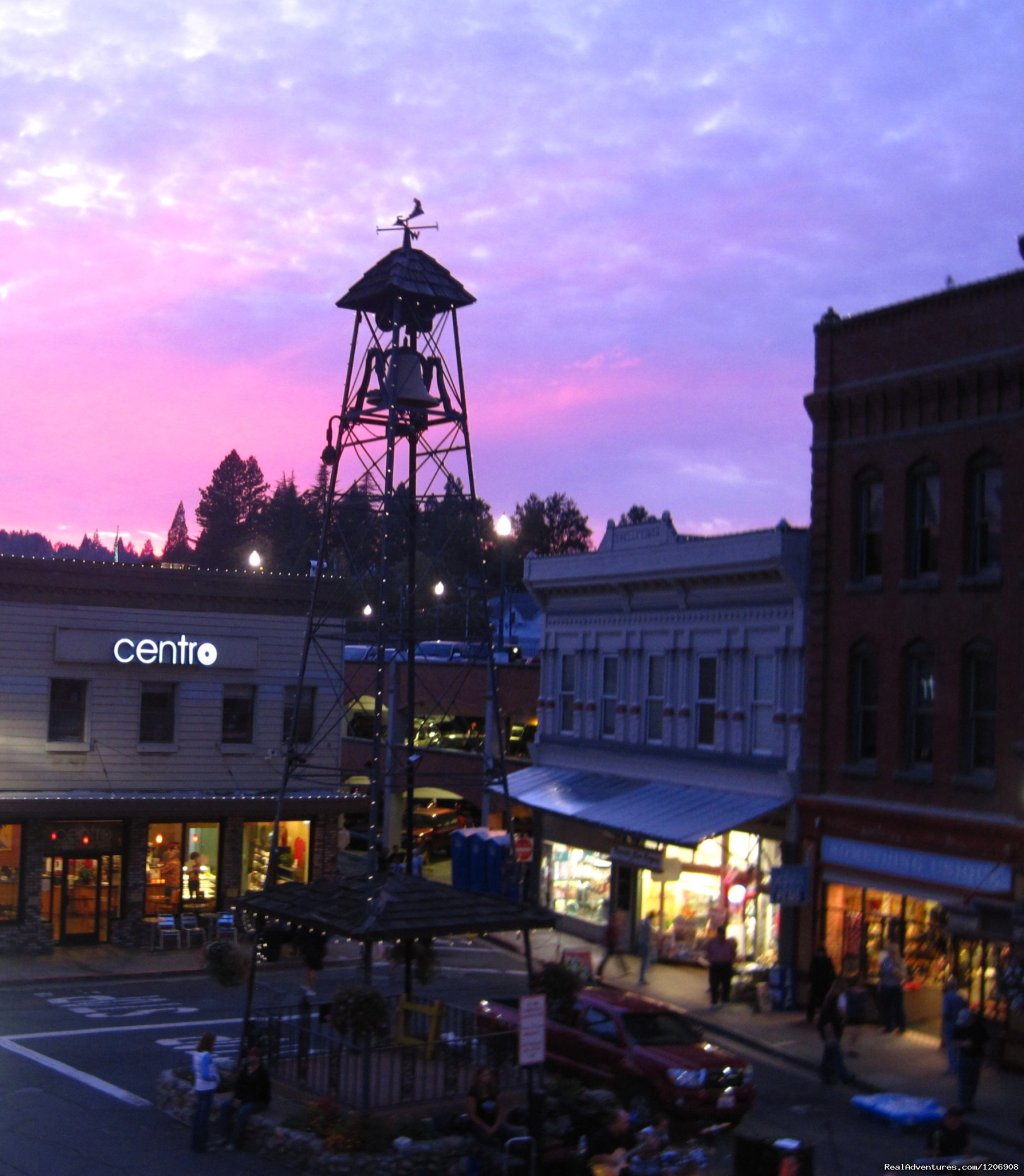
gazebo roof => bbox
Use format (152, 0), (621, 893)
(237, 858), (554, 943)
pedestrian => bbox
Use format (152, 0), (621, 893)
(816, 976), (856, 1085)
(926, 1106), (972, 1158)
(187, 851), (202, 901)
(190, 1031), (220, 1153)
(216, 1045), (271, 1151)
(940, 978), (968, 1075)
(299, 929), (327, 997)
(842, 968), (869, 1057)
(705, 924), (738, 1005)
(952, 1005), (988, 1111)
(596, 910), (629, 978)
(806, 942), (837, 1024)
(877, 941), (907, 1033)
(636, 911), (656, 984)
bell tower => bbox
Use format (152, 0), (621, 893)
(268, 204), (512, 883)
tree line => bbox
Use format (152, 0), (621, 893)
(2, 451), (661, 598)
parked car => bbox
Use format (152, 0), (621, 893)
(477, 985), (755, 1124)
(405, 805), (465, 859)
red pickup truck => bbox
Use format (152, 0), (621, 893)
(477, 986), (755, 1124)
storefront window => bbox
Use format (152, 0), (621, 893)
(243, 820), (311, 891)
(823, 884), (948, 987)
(145, 822), (220, 914)
(637, 833), (780, 968)
(542, 842), (610, 925)
(0, 823), (21, 920)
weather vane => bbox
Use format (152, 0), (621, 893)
(376, 198), (438, 246)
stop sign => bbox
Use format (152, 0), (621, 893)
(514, 834), (533, 863)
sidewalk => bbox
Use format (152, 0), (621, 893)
(498, 924), (1024, 1159)
(4, 931), (1023, 1157)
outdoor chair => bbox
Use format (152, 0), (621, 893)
(215, 911), (238, 942)
(156, 915), (181, 949)
(179, 911), (205, 947)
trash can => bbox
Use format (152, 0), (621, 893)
(734, 1134), (814, 1175)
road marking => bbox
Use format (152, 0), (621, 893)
(7, 1016), (241, 1041)
(0, 1037), (151, 1106)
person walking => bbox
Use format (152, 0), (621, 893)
(952, 1005), (988, 1111)
(705, 924), (738, 1005)
(806, 943), (837, 1024)
(817, 976), (856, 1085)
(190, 1031), (220, 1153)
(595, 910), (629, 979)
(940, 978), (968, 1075)
(877, 942), (907, 1033)
(636, 911), (656, 984)
(216, 1045), (271, 1151)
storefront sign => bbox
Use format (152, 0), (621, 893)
(768, 865), (809, 905)
(55, 628), (259, 670)
(821, 836), (1012, 895)
(610, 844), (664, 872)
(114, 635), (218, 666)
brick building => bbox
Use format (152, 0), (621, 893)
(800, 264), (1024, 1036)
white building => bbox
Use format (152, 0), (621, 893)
(0, 557), (363, 952)
(512, 513), (808, 966)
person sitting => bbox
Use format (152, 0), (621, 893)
(586, 1107), (635, 1175)
(216, 1045), (271, 1151)
(926, 1106), (971, 1158)
(464, 1065), (508, 1145)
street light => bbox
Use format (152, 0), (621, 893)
(495, 514), (512, 651)
(247, 550), (262, 571)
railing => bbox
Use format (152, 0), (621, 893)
(246, 998), (524, 1113)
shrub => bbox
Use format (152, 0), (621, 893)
(205, 941), (250, 987)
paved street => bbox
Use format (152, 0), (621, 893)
(1, 936), (1022, 1174)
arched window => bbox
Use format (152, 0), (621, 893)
(905, 460), (940, 578)
(847, 640), (879, 764)
(852, 468), (884, 581)
(964, 452), (1002, 577)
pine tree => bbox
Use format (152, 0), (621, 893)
(193, 451), (269, 569)
(161, 501), (192, 563)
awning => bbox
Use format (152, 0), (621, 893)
(490, 763), (791, 847)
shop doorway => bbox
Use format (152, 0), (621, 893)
(42, 855), (123, 944)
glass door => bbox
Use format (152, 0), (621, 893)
(42, 855), (122, 944)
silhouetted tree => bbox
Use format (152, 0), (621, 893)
(194, 450), (269, 569)
(617, 504), (655, 526)
(514, 492), (591, 557)
(259, 473), (320, 572)
(161, 500), (192, 563)
(139, 538), (156, 562)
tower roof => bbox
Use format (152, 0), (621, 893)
(336, 242), (475, 330)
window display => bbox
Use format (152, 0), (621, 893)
(0, 823), (21, 920)
(145, 821), (220, 914)
(243, 820), (311, 890)
(542, 842), (610, 925)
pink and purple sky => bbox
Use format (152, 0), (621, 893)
(1, 1), (1021, 554)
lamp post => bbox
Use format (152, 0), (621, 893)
(495, 514), (512, 651)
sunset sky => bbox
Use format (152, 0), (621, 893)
(1, 0), (1021, 554)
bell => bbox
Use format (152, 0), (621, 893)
(368, 346), (439, 408)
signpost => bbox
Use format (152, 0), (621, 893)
(518, 993), (546, 1175)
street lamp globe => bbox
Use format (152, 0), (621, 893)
(247, 550), (262, 570)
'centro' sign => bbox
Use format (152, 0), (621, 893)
(113, 635), (218, 666)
